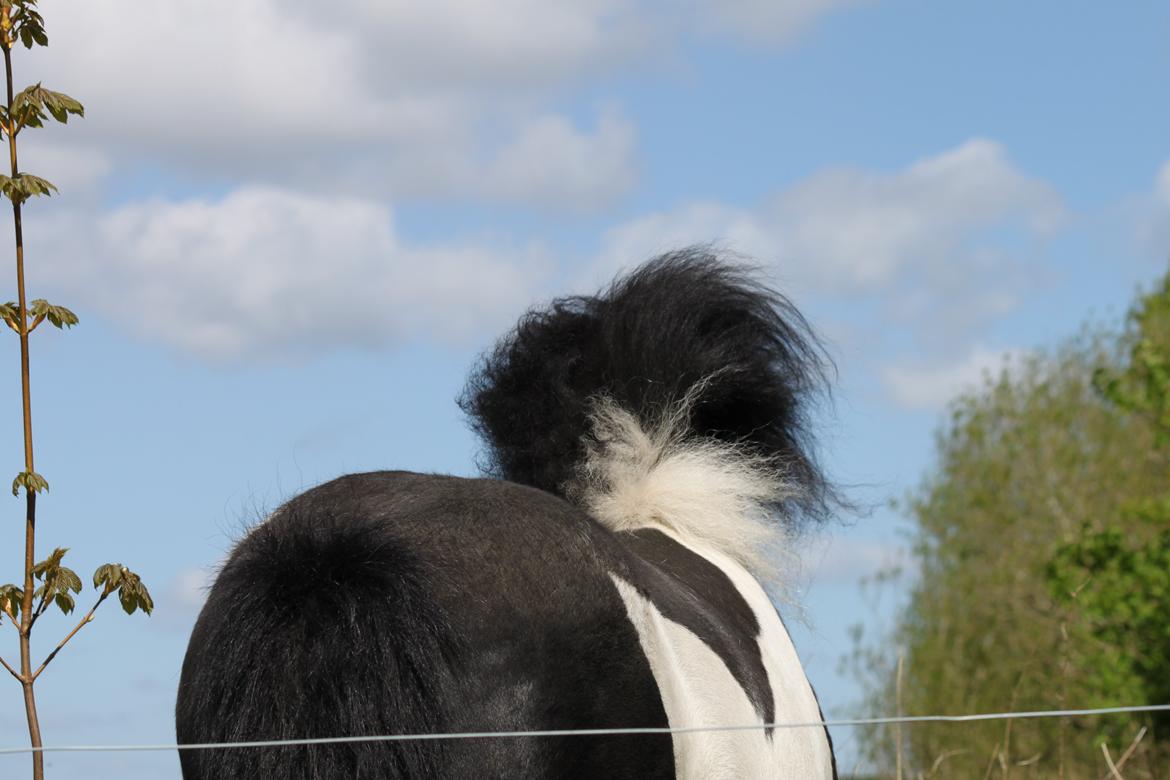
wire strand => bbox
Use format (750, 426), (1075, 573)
(0, 703), (1167, 755)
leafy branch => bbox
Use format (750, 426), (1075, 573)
(30, 562), (152, 681)
(0, 171), (53, 203)
(10, 470), (46, 495)
(0, 4), (154, 778)
(30, 547), (80, 624)
(0, 82), (82, 135)
(0, 551), (153, 683)
(0, 299), (78, 333)
(0, 0), (46, 50)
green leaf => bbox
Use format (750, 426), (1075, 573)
(118, 583), (136, 614)
(17, 173), (55, 197)
(0, 173), (57, 204)
(29, 298), (78, 328)
(59, 566), (82, 594)
(0, 583), (23, 620)
(136, 582), (154, 615)
(110, 569), (154, 616)
(12, 5), (48, 49)
(53, 591), (74, 615)
(46, 306), (78, 328)
(93, 562), (123, 591)
(0, 301), (17, 329)
(11, 470), (49, 495)
(10, 84), (83, 130)
(31, 546), (68, 579)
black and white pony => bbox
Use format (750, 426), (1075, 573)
(176, 249), (841, 779)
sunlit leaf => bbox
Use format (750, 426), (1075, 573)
(0, 173), (57, 204)
(118, 584), (136, 614)
(93, 563), (122, 591)
(0, 301), (17, 329)
(53, 591), (73, 614)
(136, 581), (154, 615)
(31, 546), (68, 578)
(0, 583), (23, 620)
(11, 470), (49, 495)
(29, 298), (78, 328)
(59, 566), (81, 594)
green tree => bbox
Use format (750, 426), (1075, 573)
(853, 272), (1170, 778)
(1047, 273), (1170, 754)
(0, 4), (152, 778)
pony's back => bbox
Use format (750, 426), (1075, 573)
(176, 249), (839, 778)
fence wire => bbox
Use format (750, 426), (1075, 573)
(0, 703), (1167, 755)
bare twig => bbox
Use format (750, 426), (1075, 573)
(927, 748), (967, 776)
(1100, 742), (1123, 780)
(1099, 727), (1147, 780)
(1015, 752), (1041, 766)
(895, 653), (905, 780)
(982, 741), (1003, 780)
(29, 587), (51, 627)
(0, 652), (21, 682)
(31, 592), (108, 682)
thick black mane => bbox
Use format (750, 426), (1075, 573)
(461, 248), (841, 530)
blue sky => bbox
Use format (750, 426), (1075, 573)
(0, 1), (1167, 776)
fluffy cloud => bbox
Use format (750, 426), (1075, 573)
(166, 567), (214, 613)
(595, 139), (1063, 294)
(1157, 161), (1170, 206)
(30, 187), (550, 360)
(1147, 161), (1170, 255)
(30, 1), (640, 207)
(310, 1), (648, 92)
(700, 0), (869, 45)
(481, 110), (637, 210)
(17, 135), (112, 195)
(806, 535), (906, 584)
(21, 139), (1059, 367)
(881, 345), (1015, 410)
(29, 0), (852, 208)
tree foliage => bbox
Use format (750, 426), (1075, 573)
(853, 271), (1170, 778)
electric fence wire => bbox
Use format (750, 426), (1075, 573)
(0, 703), (1167, 755)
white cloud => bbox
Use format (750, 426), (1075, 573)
(594, 139), (1063, 293)
(149, 566), (216, 632)
(166, 567), (214, 613)
(482, 110), (637, 209)
(1132, 160), (1170, 262)
(773, 139), (1063, 291)
(700, 0), (869, 45)
(1156, 161), (1170, 207)
(805, 535), (906, 584)
(30, 187), (550, 360)
(30, 1), (641, 207)
(882, 345), (1015, 410)
(27, 0), (852, 208)
(1152, 160), (1170, 243)
(18, 135), (112, 195)
(312, 0), (649, 92)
